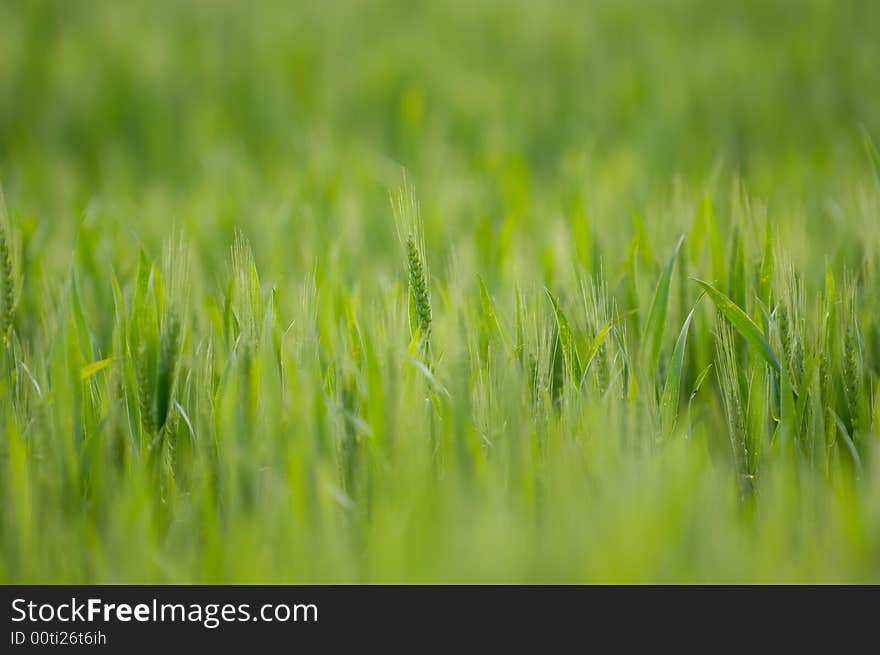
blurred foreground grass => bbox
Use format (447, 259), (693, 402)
(1, 0), (879, 582)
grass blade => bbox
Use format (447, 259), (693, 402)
(692, 278), (781, 375)
(660, 307), (696, 432)
(80, 357), (113, 380)
(643, 235), (684, 374)
(828, 408), (863, 477)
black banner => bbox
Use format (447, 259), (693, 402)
(1, 586), (873, 649)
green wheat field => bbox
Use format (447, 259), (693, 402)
(1, 1), (880, 583)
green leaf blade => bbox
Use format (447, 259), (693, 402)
(693, 278), (781, 375)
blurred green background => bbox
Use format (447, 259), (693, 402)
(2, 0), (878, 229)
(2, 0), (878, 306)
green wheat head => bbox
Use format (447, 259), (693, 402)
(0, 191), (16, 347)
(393, 180), (432, 354)
(406, 234), (432, 339)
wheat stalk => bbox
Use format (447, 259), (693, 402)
(715, 318), (752, 498)
(843, 302), (863, 434)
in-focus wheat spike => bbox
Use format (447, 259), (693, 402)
(392, 179), (432, 353)
(406, 233), (432, 339)
(0, 231), (13, 344)
(0, 196), (15, 346)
